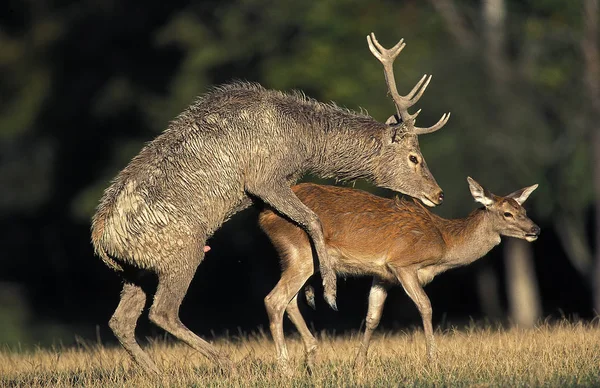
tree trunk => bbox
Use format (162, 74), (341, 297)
(483, 0), (509, 88)
(482, 0), (542, 326)
(504, 239), (542, 327)
(428, 0), (476, 51)
(553, 213), (593, 284)
(475, 262), (503, 320)
(581, 0), (600, 315)
(593, 131), (600, 314)
(432, 0), (545, 323)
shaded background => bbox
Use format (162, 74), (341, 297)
(1, 0), (598, 348)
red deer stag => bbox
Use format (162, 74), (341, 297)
(91, 33), (450, 374)
(259, 178), (540, 371)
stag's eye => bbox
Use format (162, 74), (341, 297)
(409, 155), (419, 164)
(503, 212), (513, 218)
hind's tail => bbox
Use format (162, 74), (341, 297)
(304, 284), (316, 310)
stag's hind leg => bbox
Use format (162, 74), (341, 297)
(148, 248), (235, 373)
(109, 282), (159, 375)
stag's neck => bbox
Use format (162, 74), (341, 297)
(308, 113), (384, 181)
(439, 209), (500, 266)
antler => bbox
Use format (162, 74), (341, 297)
(367, 32), (450, 135)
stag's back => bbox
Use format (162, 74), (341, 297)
(92, 83), (383, 270)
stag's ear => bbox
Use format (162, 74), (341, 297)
(467, 177), (494, 207)
(385, 114), (400, 126)
(506, 184), (538, 205)
(383, 115), (403, 144)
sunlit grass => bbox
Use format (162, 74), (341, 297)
(1, 321), (598, 387)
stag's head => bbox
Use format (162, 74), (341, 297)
(368, 33), (449, 207)
(468, 177), (540, 242)
(373, 124), (444, 207)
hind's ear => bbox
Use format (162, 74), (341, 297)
(506, 184), (538, 205)
(467, 177), (494, 207)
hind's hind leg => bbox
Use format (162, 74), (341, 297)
(265, 253), (314, 372)
(286, 295), (318, 372)
(109, 282), (159, 374)
(148, 249), (235, 373)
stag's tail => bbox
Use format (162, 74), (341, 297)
(94, 244), (123, 272)
(91, 212), (123, 272)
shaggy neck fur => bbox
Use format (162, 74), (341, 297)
(304, 108), (385, 182)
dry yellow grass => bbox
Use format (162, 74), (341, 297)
(1, 321), (599, 387)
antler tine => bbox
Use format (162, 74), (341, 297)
(367, 32), (412, 121)
(366, 36), (383, 61)
(368, 32), (405, 58)
(367, 32), (438, 125)
(404, 75), (432, 120)
(407, 75), (432, 104)
(412, 112), (451, 135)
(368, 32), (450, 135)
(412, 109), (422, 120)
(406, 75), (429, 100)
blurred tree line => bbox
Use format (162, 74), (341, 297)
(0, 0), (597, 347)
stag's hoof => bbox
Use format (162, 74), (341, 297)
(134, 356), (161, 376)
(277, 359), (294, 377)
(353, 355), (367, 369)
(324, 290), (338, 311)
(322, 273), (338, 311)
(218, 357), (238, 376)
(426, 348), (439, 369)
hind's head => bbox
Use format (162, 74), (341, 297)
(467, 177), (540, 242)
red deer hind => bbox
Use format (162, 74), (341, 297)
(259, 178), (540, 371)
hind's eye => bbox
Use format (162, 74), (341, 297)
(504, 212), (513, 218)
(409, 155), (419, 164)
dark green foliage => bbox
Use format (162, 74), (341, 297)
(0, 0), (594, 346)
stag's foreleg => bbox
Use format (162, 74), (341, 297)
(354, 278), (389, 368)
(393, 267), (437, 360)
(247, 182), (338, 310)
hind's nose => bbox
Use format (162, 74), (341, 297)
(531, 225), (541, 236)
(437, 191), (444, 204)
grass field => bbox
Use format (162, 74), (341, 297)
(1, 321), (599, 387)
